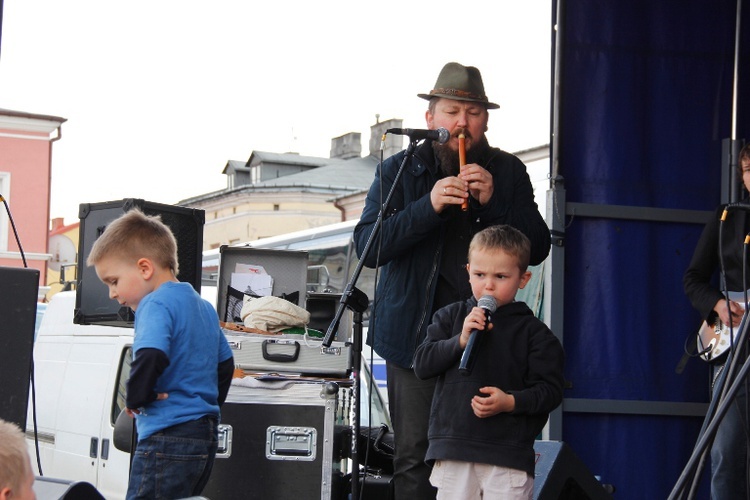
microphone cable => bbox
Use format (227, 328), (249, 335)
(0, 195), (28, 267)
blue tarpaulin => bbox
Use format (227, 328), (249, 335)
(553, 0), (750, 497)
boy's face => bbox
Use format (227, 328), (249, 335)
(467, 247), (531, 307)
(94, 255), (154, 311)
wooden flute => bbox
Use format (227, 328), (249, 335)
(459, 133), (468, 211)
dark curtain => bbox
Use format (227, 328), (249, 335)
(554, 0), (750, 497)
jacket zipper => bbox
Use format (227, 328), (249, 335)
(411, 243), (441, 367)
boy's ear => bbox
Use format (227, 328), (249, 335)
(137, 258), (155, 280)
(518, 270), (532, 289)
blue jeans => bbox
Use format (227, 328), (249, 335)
(126, 416), (218, 500)
(386, 362), (438, 500)
(711, 368), (750, 500)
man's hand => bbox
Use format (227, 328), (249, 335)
(431, 177), (469, 213)
(459, 163), (494, 206)
(713, 299), (745, 327)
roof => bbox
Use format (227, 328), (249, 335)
(249, 151), (331, 167)
(222, 160), (247, 174)
(49, 221), (80, 237)
(0, 108), (67, 124)
(253, 155), (377, 191)
(222, 151), (330, 174)
(179, 154), (379, 206)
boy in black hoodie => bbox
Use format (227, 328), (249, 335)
(414, 225), (564, 499)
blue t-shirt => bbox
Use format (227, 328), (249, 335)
(132, 281), (233, 439)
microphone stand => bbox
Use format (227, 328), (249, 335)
(322, 138), (419, 500)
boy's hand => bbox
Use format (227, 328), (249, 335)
(460, 306), (493, 349)
(471, 386), (515, 418)
(125, 393), (168, 417)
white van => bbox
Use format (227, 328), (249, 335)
(26, 291), (133, 498)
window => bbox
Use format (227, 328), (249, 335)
(111, 347), (133, 425)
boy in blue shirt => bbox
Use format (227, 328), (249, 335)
(87, 208), (234, 499)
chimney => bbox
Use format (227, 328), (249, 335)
(369, 118), (404, 158)
(51, 218), (65, 231)
(330, 132), (362, 159)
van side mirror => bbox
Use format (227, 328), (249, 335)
(113, 408), (136, 453)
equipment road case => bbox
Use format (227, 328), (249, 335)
(217, 246), (352, 377)
(203, 379), (352, 499)
(224, 331), (352, 378)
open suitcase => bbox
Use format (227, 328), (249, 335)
(216, 245), (352, 378)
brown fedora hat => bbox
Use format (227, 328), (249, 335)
(418, 62), (500, 109)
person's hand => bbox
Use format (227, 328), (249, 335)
(460, 306), (493, 349)
(713, 299), (744, 327)
(431, 177), (469, 213)
(459, 163), (494, 206)
(125, 393), (168, 417)
(471, 386), (514, 418)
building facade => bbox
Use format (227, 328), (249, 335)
(0, 109), (66, 299)
(180, 118), (404, 250)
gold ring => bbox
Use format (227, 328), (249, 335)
(443, 187), (447, 195)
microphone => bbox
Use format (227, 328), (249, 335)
(385, 127), (450, 144)
(458, 295), (498, 376)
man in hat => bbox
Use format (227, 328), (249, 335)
(354, 62), (551, 498)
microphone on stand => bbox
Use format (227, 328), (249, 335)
(385, 127), (450, 144)
(459, 295), (498, 376)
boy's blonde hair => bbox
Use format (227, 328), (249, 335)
(0, 419), (31, 492)
(86, 209), (179, 275)
(468, 224), (531, 272)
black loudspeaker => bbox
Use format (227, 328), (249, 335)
(307, 292), (353, 342)
(33, 476), (105, 499)
(74, 199), (205, 327)
(0, 266), (39, 430)
(533, 440), (615, 500)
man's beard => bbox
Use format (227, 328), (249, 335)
(433, 133), (490, 177)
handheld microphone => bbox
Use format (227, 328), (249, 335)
(385, 127), (450, 144)
(458, 295), (498, 376)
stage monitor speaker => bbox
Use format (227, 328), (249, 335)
(533, 440), (614, 500)
(0, 266), (39, 430)
(74, 199), (205, 327)
(34, 476), (105, 499)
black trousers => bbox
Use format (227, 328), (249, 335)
(386, 362), (438, 500)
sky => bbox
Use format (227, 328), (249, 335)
(0, 0), (552, 225)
